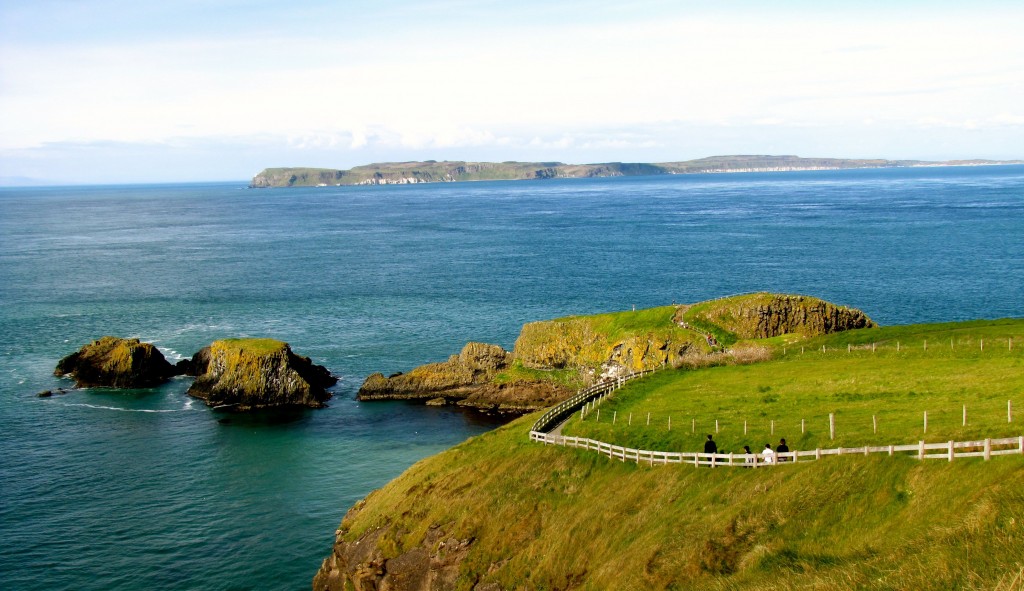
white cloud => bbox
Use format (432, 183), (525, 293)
(1, 2), (1023, 181)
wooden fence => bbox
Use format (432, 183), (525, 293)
(528, 431), (1024, 467)
(529, 369), (655, 434)
(527, 339), (1023, 467)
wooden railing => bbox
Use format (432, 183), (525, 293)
(528, 431), (1024, 466)
(530, 370), (655, 434)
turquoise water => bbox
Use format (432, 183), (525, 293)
(1, 166), (1022, 589)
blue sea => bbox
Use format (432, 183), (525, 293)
(1, 166), (1022, 590)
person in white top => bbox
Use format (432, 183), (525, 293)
(761, 443), (776, 465)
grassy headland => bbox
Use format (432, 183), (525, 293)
(250, 156), (1023, 188)
(315, 317), (1024, 590)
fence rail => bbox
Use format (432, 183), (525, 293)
(529, 369), (655, 434)
(532, 428), (1019, 465)
(529, 432), (1024, 466)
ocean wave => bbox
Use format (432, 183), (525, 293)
(53, 402), (196, 413)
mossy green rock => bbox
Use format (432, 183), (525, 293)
(186, 338), (336, 410)
(512, 307), (705, 372)
(54, 336), (176, 388)
(681, 292), (875, 341)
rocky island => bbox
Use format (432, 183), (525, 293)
(358, 293), (875, 412)
(54, 336), (177, 389)
(186, 338), (337, 410)
(54, 336), (336, 410)
(249, 155), (1022, 188)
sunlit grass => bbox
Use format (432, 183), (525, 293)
(563, 320), (1024, 453)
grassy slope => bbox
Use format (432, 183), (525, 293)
(564, 320), (1024, 453)
(335, 319), (1024, 590)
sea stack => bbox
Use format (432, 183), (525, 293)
(54, 336), (177, 388)
(186, 338), (337, 410)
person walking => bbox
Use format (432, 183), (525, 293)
(703, 434), (718, 467)
(761, 443), (776, 465)
(743, 445), (755, 467)
(776, 438), (790, 462)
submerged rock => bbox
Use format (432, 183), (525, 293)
(186, 338), (337, 410)
(54, 336), (177, 388)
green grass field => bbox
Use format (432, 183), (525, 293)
(563, 320), (1024, 454)
(322, 319), (1024, 591)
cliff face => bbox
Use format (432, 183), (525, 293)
(314, 516), (475, 591)
(250, 168), (348, 188)
(249, 157), (1023, 188)
(512, 317), (699, 373)
(682, 293), (875, 340)
(54, 336), (176, 388)
(186, 338), (336, 410)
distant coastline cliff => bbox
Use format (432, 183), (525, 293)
(249, 155), (1022, 188)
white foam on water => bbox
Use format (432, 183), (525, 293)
(51, 402), (196, 413)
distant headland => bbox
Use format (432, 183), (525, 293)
(249, 155), (1023, 188)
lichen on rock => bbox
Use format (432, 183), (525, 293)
(186, 338), (336, 410)
(54, 336), (177, 388)
(358, 342), (512, 401)
(681, 293), (875, 340)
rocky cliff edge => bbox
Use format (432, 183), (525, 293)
(357, 294), (875, 413)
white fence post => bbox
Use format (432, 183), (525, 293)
(948, 440), (954, 462)
(873, 415), (877, 434)
(715, 419), (719, 434)
(918, 440), (925, 460)
(647, 412), (650, 426)
(984, 438), (992, 461)
(829, 413), (835, 440)
(962, 405), (966, 427)
(923, 411), (928, 434)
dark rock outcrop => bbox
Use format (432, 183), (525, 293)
(54, 336), (177, 388)
(186, 338), (336, 410)
(357, 342), (569, 412)
(358, 343), (512, 401)
(176, 345), (212, 376)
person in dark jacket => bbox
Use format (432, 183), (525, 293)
(703, 434), (718, 467)
(777, 438), (790, 462)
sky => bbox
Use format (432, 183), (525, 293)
(1, 0), (1022, 185)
